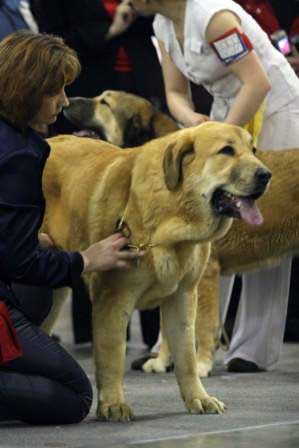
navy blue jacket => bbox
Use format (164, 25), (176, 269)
(0, 118), (84, 303)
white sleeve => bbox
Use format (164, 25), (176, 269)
(153, 14), (171, 50)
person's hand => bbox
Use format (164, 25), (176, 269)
(182, 111), (210, 128)
(80, 233), (144, 273)
(106, 0), (137, 39)
(38, 232), (55, 249)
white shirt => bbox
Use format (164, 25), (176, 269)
(153, 0), (299, 121)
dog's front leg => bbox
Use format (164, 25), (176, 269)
(195, 255), (221, 377)
(161, 287), (225, 415)
(92, 285), (134, 422)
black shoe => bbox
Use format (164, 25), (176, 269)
(227, 358), (262, 373)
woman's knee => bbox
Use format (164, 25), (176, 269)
(30, 381), (93, 425)
(65, 370), (93, 423)
(62, 391), (93, 424)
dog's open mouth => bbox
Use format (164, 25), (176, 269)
(212, 189), (264, 226)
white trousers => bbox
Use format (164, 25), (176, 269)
(222, 97), (299, 369)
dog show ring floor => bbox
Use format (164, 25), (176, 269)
(1, 300), (299, 448)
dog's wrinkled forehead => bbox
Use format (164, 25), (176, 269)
(192, 122), (253, 153)
(97, 90), (153, 120)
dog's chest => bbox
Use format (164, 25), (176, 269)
(137, 245), (205, 309)
(152, 245), (200, 293)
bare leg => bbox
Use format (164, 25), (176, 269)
(224, 257), (291, 369)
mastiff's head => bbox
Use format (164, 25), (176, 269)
(64, 90), (178, 147)
(162, 122), (271, 238)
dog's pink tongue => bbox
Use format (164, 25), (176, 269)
(239, 198), (264, 226)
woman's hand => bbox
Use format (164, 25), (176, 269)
(80, 233), (144, 273)
(182, 111), (210, 127)
(106, 0), (137, 39)
(38, 232), (55, 249)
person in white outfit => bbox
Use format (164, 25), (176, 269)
(130, 0), (299, 372)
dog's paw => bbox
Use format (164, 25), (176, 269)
(97, 401), (134, 422)
(201, 396), (226, 414)
(197, 359), (213, 378)
(186, 396), (226, 415)
(143, 357), (168, 373)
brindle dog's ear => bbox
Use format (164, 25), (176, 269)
(163, 138), (194, 190)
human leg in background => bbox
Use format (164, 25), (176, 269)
(224, 257), (292, 370)
(139, 308), (160, 350)
(71, 279), (92, 344)
(223, 99), (299, 372)
(220, 274), (236, 324)
(284, 257), (299, 342)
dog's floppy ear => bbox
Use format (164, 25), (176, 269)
(163, 137), (194, 190)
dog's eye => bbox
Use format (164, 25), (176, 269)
(217, 146), (235, 156)
(252, 147), (257, 154)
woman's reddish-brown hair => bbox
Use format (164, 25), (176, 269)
(0, 30), (81, 128)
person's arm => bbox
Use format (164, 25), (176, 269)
(0, 203), (84, 289)
(158, 39), (210, 127)
(206, 11), (271, 126)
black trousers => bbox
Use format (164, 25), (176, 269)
(0, 285), (93, 425)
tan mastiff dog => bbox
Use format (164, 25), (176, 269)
(55, 90), (299, 378)
(42, 122), (270, 421)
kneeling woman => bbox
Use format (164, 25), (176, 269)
(0, 30), (143, 425)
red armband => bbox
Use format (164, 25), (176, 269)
(209, 28), (253, 66)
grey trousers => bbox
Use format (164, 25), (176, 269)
(222, 97), (299, 369)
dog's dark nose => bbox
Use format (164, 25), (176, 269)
(255, 168), (272, 187)
(63, 97), (95, 126)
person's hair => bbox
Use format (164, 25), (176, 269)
(0, 30), (81, 128)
